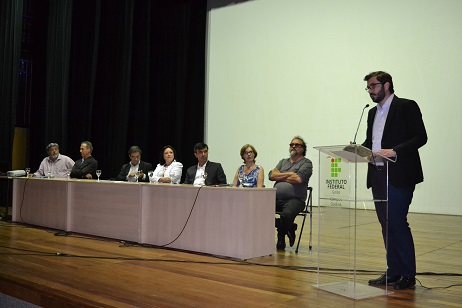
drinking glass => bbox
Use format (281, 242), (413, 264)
(25, 168), (30, 177)
(238, 174), (244, 187)
(66, 170), (71, 179)
(47, 171), (52, 179)
(96, 170), (102, 181)
(169, 172), (175, 184)
(148, 171), (154, 183)
(135, 170), (141, 182)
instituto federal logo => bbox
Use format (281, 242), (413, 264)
(330, 157), (341, 177)
(326, 157), (347, 190)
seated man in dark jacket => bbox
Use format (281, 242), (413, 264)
(115, 146), (153, 182)
(70, 141), (98, 179)
(183, 142), (227, 186)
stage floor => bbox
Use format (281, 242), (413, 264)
(0, 208), (461, 307)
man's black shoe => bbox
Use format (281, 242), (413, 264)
(393, 276), (416, 290)
(368, 273), (400, 286)
(277, 233), (286, 251)
(276, 240), (286, 251)
(287, 223), (297, 247)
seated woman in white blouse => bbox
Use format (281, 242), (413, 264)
(151, 145), (183, 184)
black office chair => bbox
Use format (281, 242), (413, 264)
(276, 186), (313, 253)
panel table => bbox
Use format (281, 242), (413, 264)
(12, 178), (276, 260)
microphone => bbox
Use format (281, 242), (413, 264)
(352, 104), (369, 144)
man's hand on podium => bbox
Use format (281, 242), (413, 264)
(374, 149), (397, 158)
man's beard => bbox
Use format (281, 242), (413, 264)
(290, 149), (298, 158)
(371, 87), (385, 103)
(50, 154), (58, 161)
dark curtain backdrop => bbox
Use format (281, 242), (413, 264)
(3, 0), (207, 180)
(0, 0), (23, 167)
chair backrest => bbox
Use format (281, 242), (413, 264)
(300, 186), (313, 214)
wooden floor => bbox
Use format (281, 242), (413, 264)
(0, 207), (461, 307)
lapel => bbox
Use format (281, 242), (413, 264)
(125, 163), (132, 174)
(204, 161), (213, 174)
(367, 106), (377, 139)
(191, 164), (199, 176)
(384, 95), (399, 132)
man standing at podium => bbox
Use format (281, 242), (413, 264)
(362, 71), (427, 290)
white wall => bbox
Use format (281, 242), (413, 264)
(206, 0), (462, 215)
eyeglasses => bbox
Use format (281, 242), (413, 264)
(289, 143), (303, 148)
(365, 82), (382, 91)
(130, 155), (140, 159)
(244, 151), (254, 155)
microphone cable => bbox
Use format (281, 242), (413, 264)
(156, 184), (204, 248)
(18, 176), (31, 223)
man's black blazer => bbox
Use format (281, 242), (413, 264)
(115, 161), (153, 182)
(70, 156), (98, 179)
(183, 161), (227, 185)
(362, 95), (427, 188)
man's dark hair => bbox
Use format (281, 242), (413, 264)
(46, 143), (59, 152)
(82, 141), (93, 153)
(128, 146), (142, 155)
(364, 71), (394, 93)
(194, 142), (208, 152)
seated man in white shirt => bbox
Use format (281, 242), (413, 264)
(30, 143), (75, 178)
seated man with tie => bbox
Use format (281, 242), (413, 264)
(115, 146), (153, 182)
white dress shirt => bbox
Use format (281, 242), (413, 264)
(372, 94), (394, 165)
(127, 162), (141, 182)
(193, 162), (208, 185)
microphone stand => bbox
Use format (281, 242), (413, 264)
(352, 104), (369, 144)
